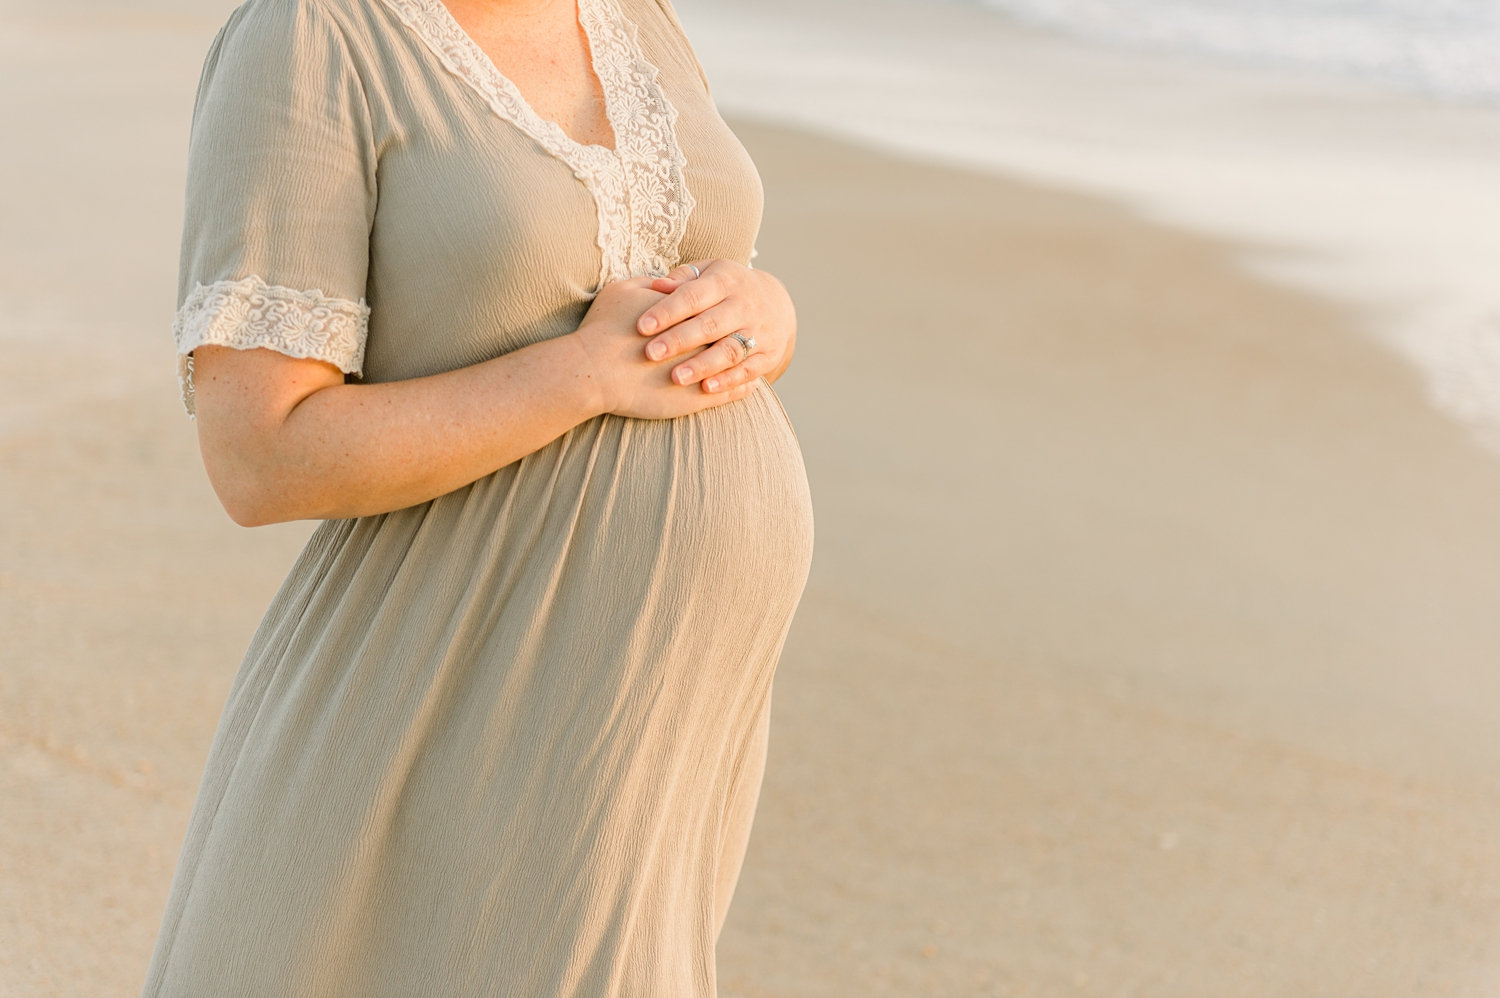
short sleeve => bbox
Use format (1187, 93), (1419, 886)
(173, 0), (377, 415)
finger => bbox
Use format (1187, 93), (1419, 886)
(671, 332), (754, 386)
(645, 264), (700, 295)
(709, 382), (754, 406)
(645, 301), (744, 362)
(648, 276), (686, 295)
(691, 378), (755, 414)
(701, 353), (773, 393)
(637, 268), (726, 337)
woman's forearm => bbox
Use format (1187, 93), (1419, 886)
(195, 333), (606, 526)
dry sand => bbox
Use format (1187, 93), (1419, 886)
(718, 121), (1500, 998)
(3, 9), (1500, 998)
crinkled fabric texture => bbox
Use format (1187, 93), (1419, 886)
(145, 0), (812, 995)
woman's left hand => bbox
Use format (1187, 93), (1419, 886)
(635, 259), (796, 393)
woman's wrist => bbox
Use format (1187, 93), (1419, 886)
(559, 328), (616, 419)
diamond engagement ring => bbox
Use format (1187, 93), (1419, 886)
(729, 332), (756, 359)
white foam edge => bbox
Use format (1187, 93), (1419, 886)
(675, 0), (1500, 456)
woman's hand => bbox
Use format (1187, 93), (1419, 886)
(188, 277), (755, 526)
(573, 277), (758, 420)
(634, 260), (797, 394)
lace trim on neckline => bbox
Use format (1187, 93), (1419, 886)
(173, 277), (370, 416)
(378, 0), (695, 286)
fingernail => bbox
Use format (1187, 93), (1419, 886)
(676, 367), (692, 384)
(705, 378), (719, 391)
(640, 316), (658, 334)
(647, 341), (666, 360)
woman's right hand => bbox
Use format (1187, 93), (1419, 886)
(573, 278), (757, 420)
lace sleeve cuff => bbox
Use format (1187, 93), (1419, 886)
(172, 276), (370, 416)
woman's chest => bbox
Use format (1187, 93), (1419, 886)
(436, 0), (615, 151)
(351, 0), (766, 379)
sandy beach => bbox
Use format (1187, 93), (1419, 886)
(4, 4), (1500, 997)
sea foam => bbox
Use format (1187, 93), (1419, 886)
(676, 0), (1500, 455)
(975, 0), (1500, 108)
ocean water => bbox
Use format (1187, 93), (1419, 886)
(973, 0), (1500, 107)
(676, 0), (1500, 454)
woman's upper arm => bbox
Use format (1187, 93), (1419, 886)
(192, 345), (344, 443)
(189, 346), (345, 523)
(173, 0), (377, 419)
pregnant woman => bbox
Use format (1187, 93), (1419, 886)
(140, 0), (813, 994)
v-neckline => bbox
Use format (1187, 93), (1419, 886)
(378, 0), (699, 288)
(431, 0), (619, 155)
(414, 0), (618, 160)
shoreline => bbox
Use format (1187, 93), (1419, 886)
(721, 117), (1500, 997)
(3, 6), (1500, 997)
(676, 0), (1500, 457)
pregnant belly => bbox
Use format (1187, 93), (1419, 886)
(424, 377), (814, 628)
(588, 378), (814, 597)
(278, 379), (812, 773)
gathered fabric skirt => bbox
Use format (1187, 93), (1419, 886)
(141, 381), (815, 997)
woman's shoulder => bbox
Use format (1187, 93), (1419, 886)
(198, 0), (387, 108)
(210, 0), (373, 60)
(221, 0), (368, 26)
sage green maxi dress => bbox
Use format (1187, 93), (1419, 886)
(142, 0), (813, 994)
